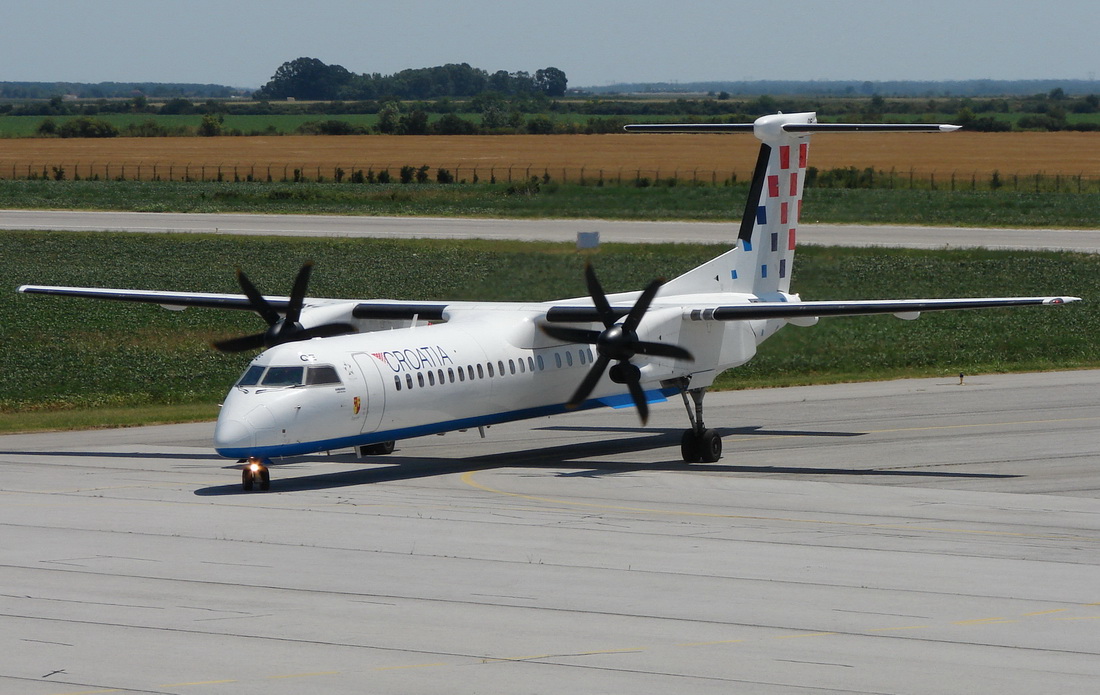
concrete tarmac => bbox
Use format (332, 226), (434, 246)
(3, 208), (1100, 252)
(2, 370), (1098, 694)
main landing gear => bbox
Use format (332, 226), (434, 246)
(241, 457), (271, 491)
(679, 386), (722, 463)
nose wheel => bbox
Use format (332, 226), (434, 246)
(242, 457), (271, 491)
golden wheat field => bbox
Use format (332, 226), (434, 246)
(1, 132), (1098, 182)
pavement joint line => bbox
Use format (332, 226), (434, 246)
(31, 602), (1099, 694)
(457, 471), (1100, 542)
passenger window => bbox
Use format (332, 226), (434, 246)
(509, 359), (516, 375)
(554, 353), (562, 368)
(487, 362), (495, 378)
(448, 368), (455, 383)
(406, 374), (413, 389)
(458, 367), (465, 382)
(307, 365), (342, 385)
(261, 366), (304, 387)
(428, 371), (436, 386)
(237, 365), (265, 386)
(518, 358), (525, 374)
(537, 355), (544, 371)
(417, 372), (425, 387)
(498, 360), (505, 376)
(579, 350), (587, 365)
(477, 364), (485, 379)
(438, 369), (445, 385)
(394, 375), (402, 391)
(565, 352), (574, 367)
(587, 348), (594, 362)
(528, 356), (535, 372)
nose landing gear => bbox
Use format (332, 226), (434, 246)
(241, 457), (271, 491)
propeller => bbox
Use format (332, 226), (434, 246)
(213, 261), (357, 353)
(541, 264), (693, 424)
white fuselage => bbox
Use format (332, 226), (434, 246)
(213, 303), (774, 460)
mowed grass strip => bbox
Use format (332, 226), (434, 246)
(2, 178), (1099, 227)
(4, 231), (1095, 431)
(2, 132), (1099, 181)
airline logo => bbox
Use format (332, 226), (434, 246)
(372, 345), (454, 373)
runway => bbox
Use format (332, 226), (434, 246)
(2, 370), (1098, 694)
(3, 208), (1100, 252)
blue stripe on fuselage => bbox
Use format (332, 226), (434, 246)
(215, 387), (680, 460)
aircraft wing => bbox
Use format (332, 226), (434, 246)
(685, 296), (1080, 321)
(16, 285), (287, 311)
(16, 284), (455, 318)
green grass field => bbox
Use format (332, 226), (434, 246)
(3, 232), (1095, 432)
(2, 179), (1100, 227)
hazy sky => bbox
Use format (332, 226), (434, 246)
(4, 1), (1097, 88)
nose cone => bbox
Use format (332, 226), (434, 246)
(214, 415), (254, 456)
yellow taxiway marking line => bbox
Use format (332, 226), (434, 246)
(953, 617), (1016, 625)
(458, 471), (1099, 542)
(1056, 616), (1100, 621)
(1023, 609), (1068, 616)
(867, 625), (933, 632)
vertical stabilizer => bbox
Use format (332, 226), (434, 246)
(658, 112), (814, 296)
(635, 114), (959, 298)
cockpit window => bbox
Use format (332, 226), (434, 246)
(306, 365), (342, 385)
(261, 366), (305, 387)
(237, 365), (266, 386)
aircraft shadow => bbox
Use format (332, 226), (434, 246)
(0, 450), (214, 461)
(193, 429), (1018, 496)
(537, 425), (864, 438)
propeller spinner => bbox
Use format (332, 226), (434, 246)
(213, 261), (356, 353)
(541, 264), (693, 423)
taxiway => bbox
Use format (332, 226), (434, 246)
(2, 370), (1098, 694)
(3, 208), (1100, 252)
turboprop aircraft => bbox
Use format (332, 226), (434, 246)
(17, 112), (1080, 490)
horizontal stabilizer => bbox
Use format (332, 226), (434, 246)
(625, 123), (960, 134)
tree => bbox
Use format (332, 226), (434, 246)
(535, 67), (567, 97)
(377, 101), (401, 134)
(198, 113), (223, 137)
(256, 57), (353, 100)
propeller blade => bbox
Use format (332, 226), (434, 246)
(213, 332), (267, 353)
(622, 279), (663, 333)
(540, 324), (601, 345)
(298, 322), (357, 340)
(633, 340), (694, 361)
(584, 263), (615, 327)
(625, 375), (649, 425)
(285, 261), (314, 325)
(236, 268), (281, 326)
(566, 354), (611, 409)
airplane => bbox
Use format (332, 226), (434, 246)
(17, 112), (1080, 491)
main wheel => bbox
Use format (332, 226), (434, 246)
(360, 441), (396, 455)
(258, 465), (271, 491)
(242, 467), (254, 491)
(698, 429), (722, 463)
(681, 430), (701, 463)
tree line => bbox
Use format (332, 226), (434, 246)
(254, 58), (568, 101)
